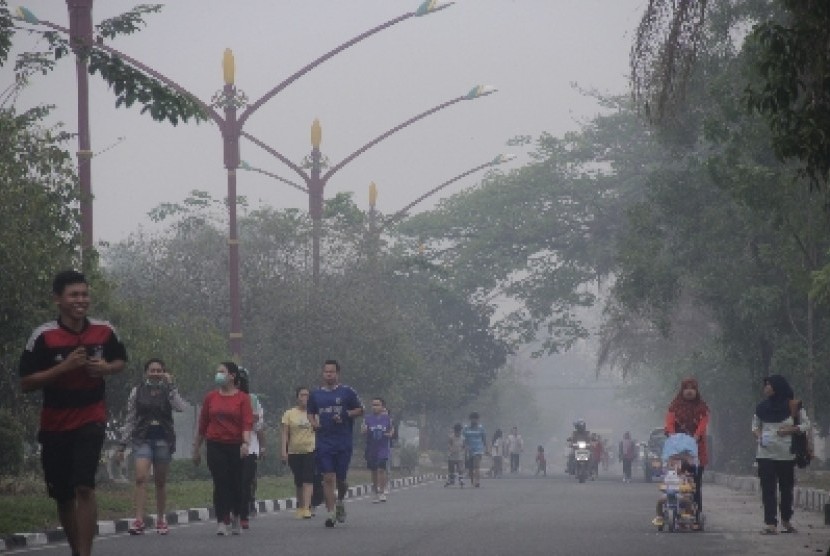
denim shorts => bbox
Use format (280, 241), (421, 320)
(133, 438), (172, 464)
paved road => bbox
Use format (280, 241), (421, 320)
(7, 472), (830, 555)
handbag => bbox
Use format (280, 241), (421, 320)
(789, 399), (812, 469)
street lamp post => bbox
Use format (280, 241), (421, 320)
(19, 1), (453, 359)
(65, 0), (94, 260)
(241, 84), (497, 286)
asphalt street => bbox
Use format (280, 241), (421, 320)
(6, 470), (830, 556)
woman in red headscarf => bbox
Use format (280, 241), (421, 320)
(665, 377), (709, 529)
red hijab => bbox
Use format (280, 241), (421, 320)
(667, 377), (709, 434)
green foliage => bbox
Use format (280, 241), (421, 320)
(0, 102), (80, 437)
(744, 1), (830, 191)
(4, 3), (207, 125)
(0, 409), (24, 474)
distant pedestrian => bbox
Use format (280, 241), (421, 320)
(665, 377), (709, 528)
(19, 270), (128, 556)
(490, 429), (504, 477)
(535, 445), (547, 476)
(753, 375), (810, 534)
(445, 423), (465, 487)
(281, 386), (316, 519)
(121, 358), (187, 535)
(307, 360), (364, 528)
(618, 431), (637, 483)
(192, 362), (253, 536)
(237, 367), (263, 529)
(505, 426), (524, 473)
(462, 412), (488, 487)
(362, 397), (393, 502)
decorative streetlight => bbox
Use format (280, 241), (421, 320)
(241, 84), (498, 285)
(17, 1), (454, 359)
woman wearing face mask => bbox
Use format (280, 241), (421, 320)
(664, 377), (709, 529)
(120, 358), (188, 535)
(192, 362), (253, 536)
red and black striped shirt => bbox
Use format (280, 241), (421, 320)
(19, 317), (127, 433)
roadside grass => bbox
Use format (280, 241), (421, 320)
(0, 468), (373, 539)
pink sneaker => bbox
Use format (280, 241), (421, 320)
(128, 519), (145, 535)
(155, 519), (169, 535)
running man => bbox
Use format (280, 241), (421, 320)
(462, 412), (488, 488)
(19, 270), (127, 556)
(362, 397), (393, 502)
(307, 360), (364, 527)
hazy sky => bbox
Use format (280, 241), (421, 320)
(5, 0), (645, 243)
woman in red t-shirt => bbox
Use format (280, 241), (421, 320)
(192, 362), (253, 536)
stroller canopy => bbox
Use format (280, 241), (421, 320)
(661, 433), (698, 464)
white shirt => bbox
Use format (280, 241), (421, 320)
(752, 409), (809, 461)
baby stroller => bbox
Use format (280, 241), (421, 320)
(654, 433), (704, 532)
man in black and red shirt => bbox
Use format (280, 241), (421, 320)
(19, 270), (127, 556)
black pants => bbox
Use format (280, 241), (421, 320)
(206, 441), (243, 522)
(757, 458), (795, 526)
(510, 453), (520, 472)
(622, 458), (633, 479)
(240, 454), (258, 519)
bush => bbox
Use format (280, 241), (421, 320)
(0, 409), (24, 475)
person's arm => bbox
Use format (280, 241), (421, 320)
(19, 334), (87, 392)
(751, 414), (761, 441)
(796, 407), (811, 433)
(86, 329), (128, 378)
(280, 413), (290, 462)
(693, 412), (709, 441)
(345, 389), (364, 419)
(193, 393), (210, 464)
(120, 386), (138, 448)
(240, 394), (254, 456)
(664, 410), (676, 435)
(307, 392), (320, 430)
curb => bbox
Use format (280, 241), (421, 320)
(2, 473), (435, 552)
(710, 471), (830, 513)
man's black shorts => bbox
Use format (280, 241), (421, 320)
(39, 422), (105, 503)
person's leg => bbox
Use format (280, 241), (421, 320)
(756, 458), (779, 527)
(133, 456), (152, 520)
(378, 461), (388, 495)
(206, 441), (232, 523)
(777, 460), (796, 526)
(72, 423), (105, 556)
(239, 454), (255, 521)
(228, 446), (244, 527)
(299, 452), (315, 514)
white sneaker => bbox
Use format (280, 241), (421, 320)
(372, 493), (380, 504)
(216, 522), (228, 536)
(379, 492), (387, 502)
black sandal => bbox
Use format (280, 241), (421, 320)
(781, 523), (797, 533)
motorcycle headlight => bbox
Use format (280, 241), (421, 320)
(577, 441), (587, 449)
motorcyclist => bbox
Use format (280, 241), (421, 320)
(567, 420), (591, 474)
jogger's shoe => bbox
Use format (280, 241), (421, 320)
(128, 519), (145, 535)
(155, 519), (169, 535)
(240, 518), (249, 530)
(216, 522), (228, 536)
(379, 492), (387, 502)
(302, 508), (312, 519)
(335, 501), (346, 523)
(325, 512), (336, 528)
(230, 515), (241, 535)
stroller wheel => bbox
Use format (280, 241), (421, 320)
(697, 513), (705, 531)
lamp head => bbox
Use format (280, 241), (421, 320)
(311, 118), (322, 149)
(466, 85), (497, 100)
(369, 181), (378, 209)
(222, 48), (235, 85)
(415, 0), (454, 16)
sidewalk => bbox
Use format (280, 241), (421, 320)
(707, 471), (830, 555)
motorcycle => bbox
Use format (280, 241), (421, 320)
(572, 441), (591, 483)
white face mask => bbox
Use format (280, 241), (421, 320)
(215, 372), (229, 387)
